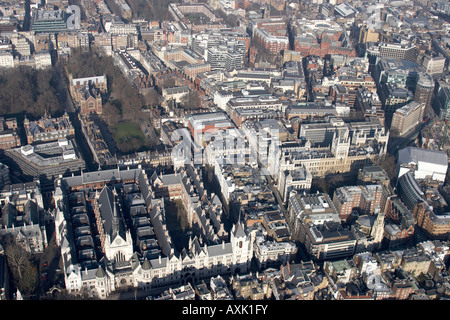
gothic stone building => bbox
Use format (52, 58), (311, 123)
(53, 167), (254, 299)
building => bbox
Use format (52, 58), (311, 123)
(70, 75), (107, 115)
(332, 184), (385, 221)
(371, 43), (418, 63)
(78, 84), (103, 115)
(380, 83), (414, 114)
(412, 201), (450, 241)
(287, 192), (341, 232)
(286, 103), (337, 121)
(274, 261), (327, 300)
(70, 75), (108, 95)
(226, 97), (284, 120)
(206, 45), (245, 71)
(374, 58), (420, 92)
(187, 112), (235, 146)
(357, 164), (390, 187)
(380, 268), (417, 300)
(423, 55), (446, 75)
(54, 167), (254, 298)
(396, 171), (450, 240)
(413, 73), (434, 113)
(31, 9), (68, 33)
(261, 211), (291, 242)
(0, 163), (10, 189)
(277, 166), (312, 204)
(397, 147), (448, 183)
(24, 112), (74, 144)
(324, 259), (357, 285)
(232, 273), (272, 300)
(150, 172), (182, 199)
(280, 117), (389, 178)
(0, 181), (46, 254)
(390, 101), (425, 136)
(162, 86), (189, 103)
(292, 19), (356, 58)
(399, 248), (432, 278)
(34, 50), (52, 69)
(383, 196), (415, 249)
(4, 139), (86, 192)
(253, 235), (296, 269)
(434, 85), (450, 121)
(359, 27), (379, 45)
(300, 221), (357, 261)
(253, 28), (289, 54)
(183, 63), (211, 80)
(333, 2), (357, 18)
(0, 117), (20, 150)
(0, 51), (14, 68)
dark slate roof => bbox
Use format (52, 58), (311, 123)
(98, 185), (126, 242)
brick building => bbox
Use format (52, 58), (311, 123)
(0, 117), (20, 150)
(332, 185), (385, 222)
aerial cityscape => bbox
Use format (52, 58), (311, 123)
(0, 0), (449, 303)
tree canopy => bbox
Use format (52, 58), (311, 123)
(66, 49), (146, 126)
(0, 67), (63, 118)
(66, 49), (161, 154)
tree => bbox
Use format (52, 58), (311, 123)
(3, 239), (39, 297)
(159, 77), (176, 92)
(102, 102), (121, 127)
(4, 240), (29, 281)
(180, 91), (201, 110)
(144, 88), (161, 107)
(19, 263), (38, 297)
(0, 67), (63, 118)
(374, 153), (397, 180)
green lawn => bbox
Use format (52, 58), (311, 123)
(111, 122), (147, 153)
(112, 122), (144, 140)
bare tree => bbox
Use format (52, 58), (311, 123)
(180, 91), (201, 110)
(3, 239), (39, 297)
(144, 88), (161, 107)
(19, 262), (38, 297)
(4, 241), (29, 281)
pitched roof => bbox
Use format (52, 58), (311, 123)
(398, 146), (448, 167)
(141, 258), (151, 270)
(233, 221), (246, 238)
(95, 265), (106, 278)
(98, 185), (126, 241)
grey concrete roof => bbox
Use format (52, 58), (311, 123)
(398, 146), (448, 167)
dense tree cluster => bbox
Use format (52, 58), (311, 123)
(2, 238), (39, 298)
(126, 0), (176, 22)
(179, 91), (202, 110)
(66, 49), (160, 153)
(0, 67), (63, 118)
(67, 50), (146, 126)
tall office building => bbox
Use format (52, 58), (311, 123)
(378, 43), (418, 63)
(423, 55), (446, 75)
(434, 84), (450, 121)
(206, 45), (245, 71)
(390, 101), (425, 136)
(414, 72), (434, 114)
